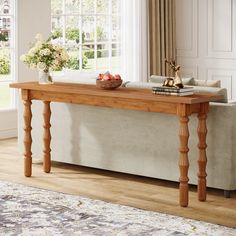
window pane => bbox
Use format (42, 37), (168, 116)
(0, 82), (11, 109)
(83, 45), (94, 59)
(51, 0), (63, 15)
(97, 16), (109, 42)
(66, 47), (81, 70)
(83, 44), (94, 71)
(112, 43), (120, 49)
(66, 0), (81, 14)
(0, 19), (12, 107)
(112, 16), (121, 41)
(66, 16), (81, 46)
(0, 48), (10, 76)
(112, 0), (120, 14)
(66, 16), (80, 29)
(52, 16), (63, 31)
(83, 58), (95, 71)
(0, 16), (11, 30)
(97, 44), (109, 58)
(0, 0), (11, 14)
(82, 0), (94, 14)
(0, 16), (11, 47)
(97, 0), (109, 14)
(51, 16), (63, 45)
(0, 31), (10, 47)
(111, 43), (121, 72)
(82, 16), (94, 43)
(112, 48), (120, 57)
(97, 44), (109, 70)
(111, 50), (121, 68)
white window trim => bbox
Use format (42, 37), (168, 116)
(121, 0), (149, 82)
(0, 0), (17, 110)
(0, 0), (17, 139)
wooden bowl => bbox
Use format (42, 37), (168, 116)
(96, 79), (123, 90)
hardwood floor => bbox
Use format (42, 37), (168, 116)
(0, 138), (236, 228)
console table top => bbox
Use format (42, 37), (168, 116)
(10, 82), (222, 105)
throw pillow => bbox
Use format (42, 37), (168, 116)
(193, 79), (221, 88)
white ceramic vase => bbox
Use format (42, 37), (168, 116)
(38, 70), (53, 85)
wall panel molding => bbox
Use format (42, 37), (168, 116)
(207, 0), (236, 58)
(176, 0), (198, 57)
(181, 65), (198, 79)
(176, 0), (236, 100)
(207, 69), (236, 100)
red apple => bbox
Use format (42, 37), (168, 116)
(114, 74), (121, 80)
(97, 74), (103, 80)
(110, 74), (115, 80)
(103, 74), (111, 80)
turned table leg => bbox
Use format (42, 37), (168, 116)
(177, 103), (191, 207)
(197, 103), (209, 201)
(179, 114), (190, 207)
(23, 100), (32, 177)
(43, 101), (51, 173)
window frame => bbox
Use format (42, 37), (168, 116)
(0, 0), (16, 110)
(51, 0), (121, 73)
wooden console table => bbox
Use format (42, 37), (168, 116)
(10, 82), (222, 207)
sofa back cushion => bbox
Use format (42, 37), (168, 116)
(53, 70), (98, 84)
(192, 86), (227, 103)
(193, 79), (221, 88)
(150, 75), (221, 87)
(125, 82), (162, 89)
(149, 75), (194, 85)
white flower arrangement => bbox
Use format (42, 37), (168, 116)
(20, 34), (69, 74)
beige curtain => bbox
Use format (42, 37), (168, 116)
(149, 0), (176, 76)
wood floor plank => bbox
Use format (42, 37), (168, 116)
(0, 138), (235, 228)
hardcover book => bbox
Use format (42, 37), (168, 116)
(152, 91), (194, 96)
(152, 86), (194, 93)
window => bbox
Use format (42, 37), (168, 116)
(51, 0), (121, 74)
(0, 0), (15, 109)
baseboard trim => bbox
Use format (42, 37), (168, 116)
(0, 128), (17, 140)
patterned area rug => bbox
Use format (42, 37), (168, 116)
(0, 181), (235, 236)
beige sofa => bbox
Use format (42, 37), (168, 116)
(18, 76), (236, 197)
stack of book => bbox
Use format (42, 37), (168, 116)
(152, 86), (194, 96)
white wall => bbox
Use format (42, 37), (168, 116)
(176, 0), (236, 101)
(17, 0), (51, 150)
(0, 110), (18, 139)
(17, 0), (51, 83)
